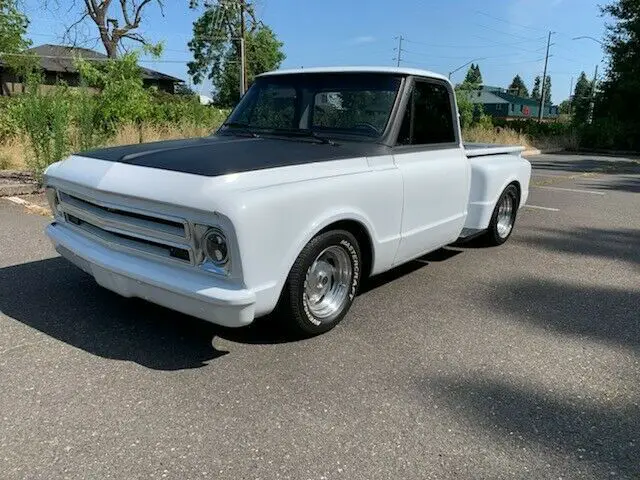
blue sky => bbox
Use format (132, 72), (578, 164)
(23, 0), (609, 103)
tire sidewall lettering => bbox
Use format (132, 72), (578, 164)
(302, 237), (360, 326)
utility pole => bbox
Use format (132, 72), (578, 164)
(588, 64), (598, 124)
(239, 0), (247, 96)
(538, 31), (554, 122)
(395, 36), (403, 67)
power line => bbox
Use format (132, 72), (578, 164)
(475, 10), (550, 33)
(475, 23), (543, 41)
(403, 36), (545, 49)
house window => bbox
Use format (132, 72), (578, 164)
(520, 105), (524, 112)
(496, 104), (502, 111)
(510, 104), (514, 112)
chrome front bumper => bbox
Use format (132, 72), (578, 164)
(46, 222), (256, 328)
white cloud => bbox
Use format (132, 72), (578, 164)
(348, 35), (376, 45)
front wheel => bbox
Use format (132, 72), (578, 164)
(484, 184), (520, 246)
(280, 230), (362, 336)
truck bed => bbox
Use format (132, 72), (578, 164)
(464, 143), (525, 157)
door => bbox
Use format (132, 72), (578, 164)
(392, 78), (470, 265)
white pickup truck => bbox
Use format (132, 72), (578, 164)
(43, 67), (531, 336)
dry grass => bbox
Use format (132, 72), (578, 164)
(107, 123), (214, 147)
(463, 125), (580, 151)
(1, 123), (578, 172)
(0, 123), (213, 170)
(0, 138), (25, 170)
(463, 125), (533, 149)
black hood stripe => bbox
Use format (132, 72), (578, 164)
(80, 135), (390, 177)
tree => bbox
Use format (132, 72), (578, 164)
(463, 63), (482, 86)
(51, 0), (165, 58)
(572, 71), (592, 125)
(558, 99), (572, 115)
(473, 64), (483, 85)
(508, 74), (529, 97)
(531, 76), (541, 100)
(594, 0), (640, 148)
(0, 0), (37, 75)
(188, 1), (285, 106)
(543, 75), (552, 104)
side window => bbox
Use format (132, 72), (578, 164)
(397, 81), (456, 146)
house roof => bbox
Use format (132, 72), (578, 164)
(492, 90), (542, 107)
(466, 85), (552, 107)
(19, 44), (182, 83)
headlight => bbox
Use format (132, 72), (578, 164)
(45, 187), (61, 217)
(203, 228), (229, 266)
(196, 226), (231, 275)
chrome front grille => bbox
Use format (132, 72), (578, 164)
(57, 190), (194, 265)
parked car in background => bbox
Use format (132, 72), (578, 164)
(43, 67), (531, 336)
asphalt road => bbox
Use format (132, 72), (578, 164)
(1, 154), (639, 479)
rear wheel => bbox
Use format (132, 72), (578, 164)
(484, 184), (519, 246)
(280, 230), (361, 336)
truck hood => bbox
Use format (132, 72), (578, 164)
(79, 135), (387, 177)
(44, 135), (389, 214)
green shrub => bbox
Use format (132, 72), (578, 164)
(0, 96), (22, 142)
(17, 76), (71, 182)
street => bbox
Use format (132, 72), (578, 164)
(1, 154), (639, 479)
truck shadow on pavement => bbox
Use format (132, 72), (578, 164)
(518, 227), (640, 269)
(0, 249), (461, 370)
(531, 157), (640, 174)
(582, 175), (640, 193)
(422, 374), (639, 478)
(418, 269), (640, 477)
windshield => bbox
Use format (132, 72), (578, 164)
(222, 73), (402, 141)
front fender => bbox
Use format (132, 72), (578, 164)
(229, 168), (403, 316)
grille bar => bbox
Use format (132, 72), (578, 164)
(58, 189), (194, 265)
(58, 191), (189, 241)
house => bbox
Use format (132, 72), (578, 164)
(466, 85), (559, 120)
(0, 44), (183, 96)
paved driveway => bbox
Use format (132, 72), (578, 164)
(1, 154), (639, 479)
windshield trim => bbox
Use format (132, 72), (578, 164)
(220, 73), (407, 145)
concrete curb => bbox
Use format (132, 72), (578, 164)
(0, 183), (41, 196)
(522, 149), (541, 156)
(0, 170), (39, 197)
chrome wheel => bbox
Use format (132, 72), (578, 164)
(496, 193), (515, 239)
(303, 245), (353, 321)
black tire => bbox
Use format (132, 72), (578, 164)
(279, 230), (362, 336)
(484, 184), (520, 246)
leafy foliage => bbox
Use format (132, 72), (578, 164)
(531, 76), (541, 100)
(187, 1), (285, 107)
(558, 99), (571, 115)
(16, 75), (72, 181)
(463, 63), (483, 86)
(508, 75), (529, 97)
(543, 75), (552, 104)
(75, 49), (155, 132)
(572, 72), (592, 126)
(0, 0), (38, 75)
(592, 0), (640, 150)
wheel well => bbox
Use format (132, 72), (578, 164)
(318, 220), (374, 279)
(508, 180), (522, 206)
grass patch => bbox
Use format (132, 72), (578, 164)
(1, 123), (216, 170)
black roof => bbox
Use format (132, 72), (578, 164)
(12, 44), (182, 83)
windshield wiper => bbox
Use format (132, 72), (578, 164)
(270, 129), (336, 145)
(221, 122), (259, 138)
